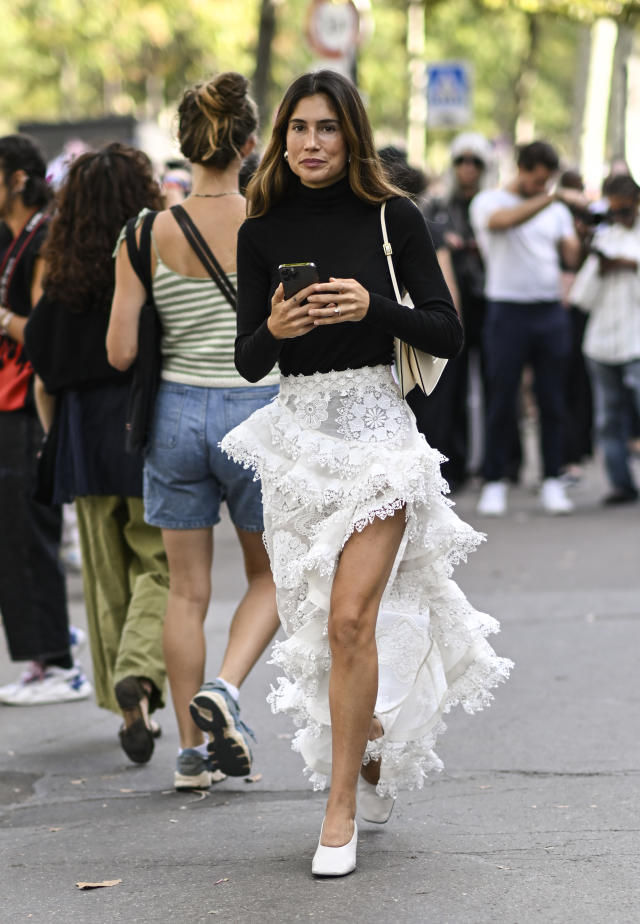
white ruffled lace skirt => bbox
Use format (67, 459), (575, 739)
(221, 365), (512, 797)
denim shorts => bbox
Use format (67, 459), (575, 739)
(143, 381), (278, 531)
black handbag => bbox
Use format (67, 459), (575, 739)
(123, 211), (160, 454)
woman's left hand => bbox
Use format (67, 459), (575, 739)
(305, 277), (370, 325)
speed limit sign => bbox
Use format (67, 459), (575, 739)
(306, 0), (361, 59)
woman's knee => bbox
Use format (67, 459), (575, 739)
(168, 571), (211, 611)
(328, 604), (376, 653)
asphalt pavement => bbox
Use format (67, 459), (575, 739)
(1, 456), (639, 923)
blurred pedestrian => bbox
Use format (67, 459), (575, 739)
(0, 134), (90, 706)
(557, 168), (593, 484)
(471, 141), (582, 515)
(422, 132), (492, 489)
(108, 73), (281, 790)
(377, 146), (465, 466)
(160, 161), (191, 206)
(24, 144), (169, 763)
(570, 173), (640, 504)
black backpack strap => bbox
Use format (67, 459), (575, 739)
(170, 204), (237, 311)
(125, 211), (157, 300)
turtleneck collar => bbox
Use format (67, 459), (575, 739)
(289, 174), (353, 208)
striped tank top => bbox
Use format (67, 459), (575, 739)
(151, 236), (278, 389)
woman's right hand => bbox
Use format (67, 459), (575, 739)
(267, 283), (317, 340)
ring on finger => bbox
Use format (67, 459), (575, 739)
(334, 305), (341, 315)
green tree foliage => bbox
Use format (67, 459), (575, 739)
(0, 0), (637, 164)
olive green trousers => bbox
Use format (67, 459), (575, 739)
(75, 496), (168, 715)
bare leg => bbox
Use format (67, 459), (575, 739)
(322, 511), (406, 847)
(162, 527), (213, 749)
(216, 528), (279, 688)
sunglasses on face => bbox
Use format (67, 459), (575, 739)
(453, 155), (484, 169)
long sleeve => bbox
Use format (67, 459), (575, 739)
(364, 198), (462, 358)
(234, 221), (283, 382)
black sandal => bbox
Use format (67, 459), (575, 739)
(115, 676), (161, 764)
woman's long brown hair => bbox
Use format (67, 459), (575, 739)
(44, 143), (162, 312)
(246, 70), (404, 218)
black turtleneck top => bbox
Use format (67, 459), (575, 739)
(235, 176), (462, 381)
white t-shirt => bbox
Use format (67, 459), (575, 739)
(470, 188), (575, 302)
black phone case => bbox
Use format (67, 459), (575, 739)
(279, 263), (319, 300)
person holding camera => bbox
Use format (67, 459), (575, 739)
(471, 141), (582, 516)
(571, 173), (640, 504)
(221, 70), (512, 877)
(108, 73), (280, 790)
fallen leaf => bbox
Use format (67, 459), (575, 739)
(119, 788), (133, 793)
(244, 774), (263, 784)
(49, 827), (62, 832)
(495, 865), (511, 870)
(76, 880), (122, 890)
(214, 878), (229, 885)
(70, 779), (86, 785)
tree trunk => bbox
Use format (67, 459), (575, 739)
(608, 21), (634, 161)
(580, 18), (617, 193)
(571, 25), (591, 167)
(253, 0), (278, 134)
(514, 12), (540, 144)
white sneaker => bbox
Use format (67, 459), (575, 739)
(0, 662), (45, 702)
(477, 481), (507, 516)
(0, 665), (92, 705)
(69, 626), (87, 655)
(540, 477), (574, 515)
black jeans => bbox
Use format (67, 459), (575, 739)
(0, 409), (70, 662)
(482, 300), (570, 482)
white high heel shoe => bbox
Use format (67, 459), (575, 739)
(311, 820), (358, 877)
(357, 776), (395, 824)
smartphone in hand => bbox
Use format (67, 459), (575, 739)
(278, 262), (319, 301)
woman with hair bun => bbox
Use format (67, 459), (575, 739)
(221, 70), (512, 876)
(108, 73), (280, 790)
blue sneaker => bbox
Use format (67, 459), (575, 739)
(174, 748), (226, 791)
(189, 681), (255, 777)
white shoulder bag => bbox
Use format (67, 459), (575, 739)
(380, 201), (448, 397)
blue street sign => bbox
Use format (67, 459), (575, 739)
(426, 61), (472, 128)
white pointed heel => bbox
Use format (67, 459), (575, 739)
(357, 776), (395, 824)
(311, 820), (358, 877)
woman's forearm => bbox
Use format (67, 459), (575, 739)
(0, 308), (28, 345)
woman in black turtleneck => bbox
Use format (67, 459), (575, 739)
(222, 71), (512, 878)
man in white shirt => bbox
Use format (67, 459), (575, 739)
(470, 141), (581, 515)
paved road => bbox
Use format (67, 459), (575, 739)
(1, 460), (638, 923)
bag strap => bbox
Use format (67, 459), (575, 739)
(380, 202), (403, 304)
(125, 211), (157, 302)
(170, 205), (237, 311)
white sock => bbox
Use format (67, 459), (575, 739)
(178, 742), (209, 758)
(216, 677), (239, 702)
